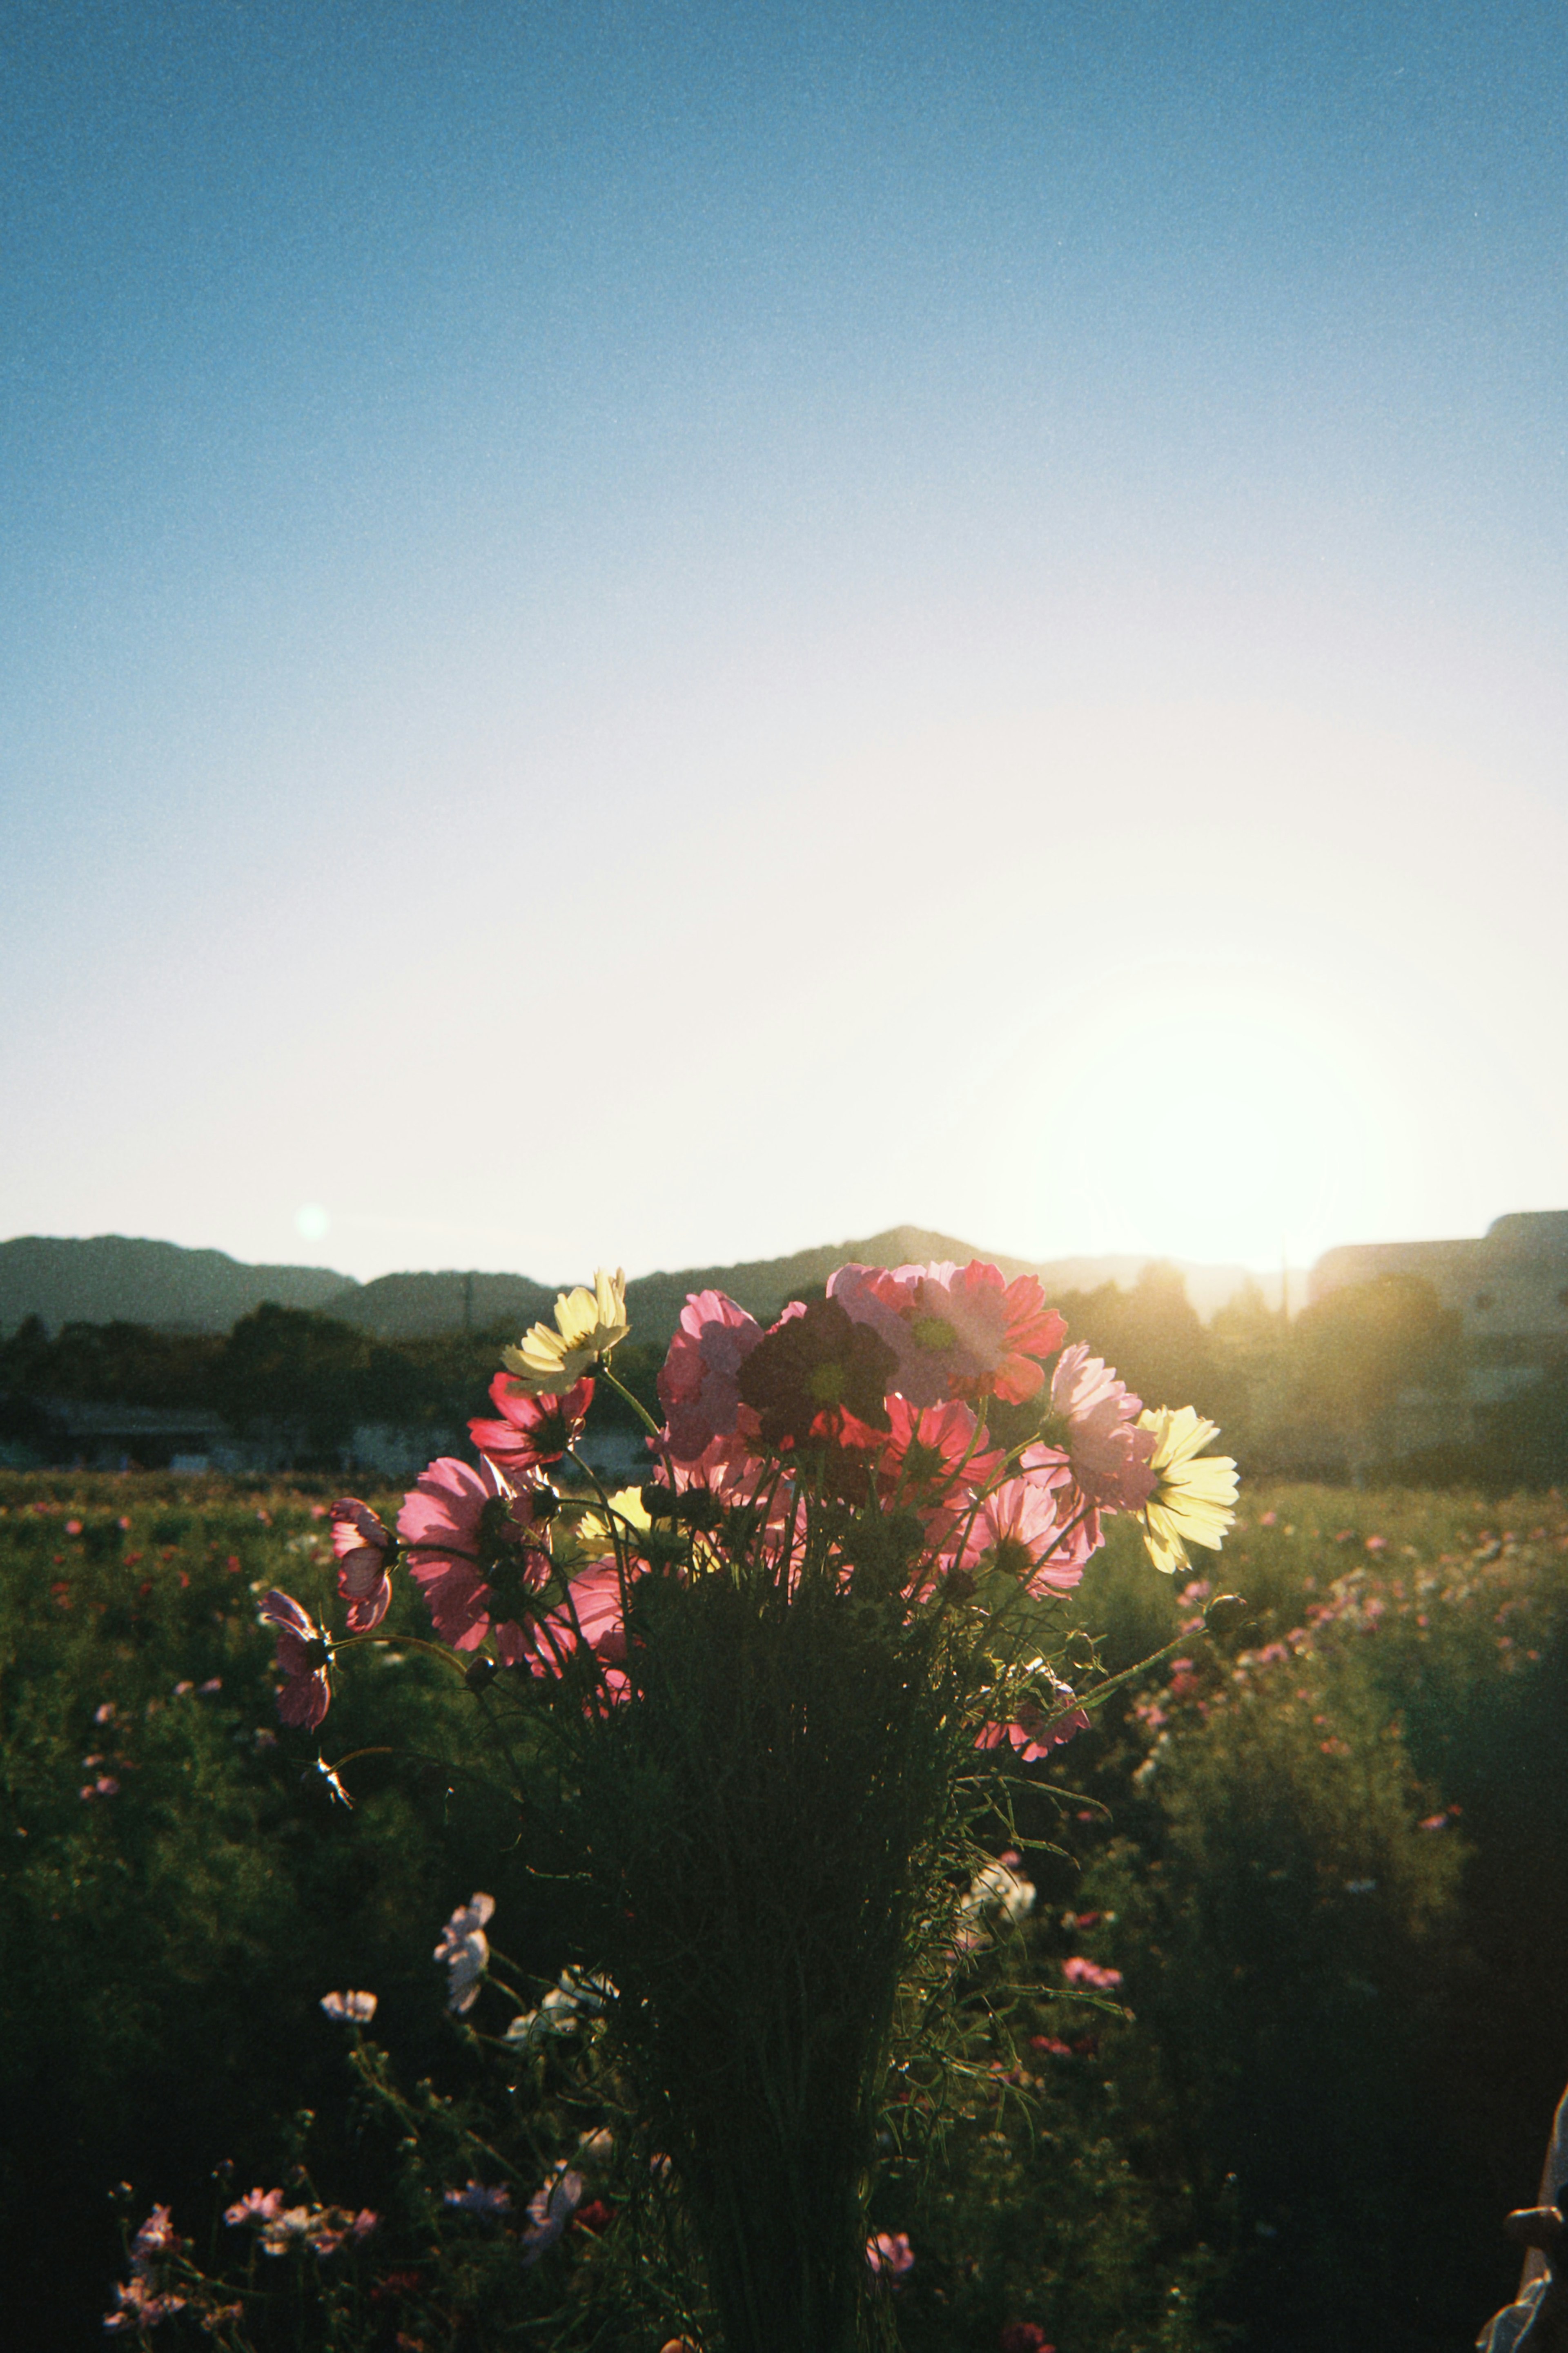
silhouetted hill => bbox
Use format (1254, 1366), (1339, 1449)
(0, 1229), (1301, 1347)
(0, 1236), (358, 1336)
(333, 1270), (557, 1341)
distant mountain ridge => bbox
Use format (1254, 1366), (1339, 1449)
(1, 1229), (1298, 1343)
(0, 1236), (356, 1335)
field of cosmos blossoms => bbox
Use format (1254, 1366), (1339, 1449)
(2, 1257), (1566, 2350)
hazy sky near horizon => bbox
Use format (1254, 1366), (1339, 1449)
(4, 0), (1568, 1286)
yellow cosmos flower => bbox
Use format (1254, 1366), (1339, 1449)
(574, 1486), (653, 1554)
(501, 1267), (629, 1393)
(1135, 1404), (1239, 1576)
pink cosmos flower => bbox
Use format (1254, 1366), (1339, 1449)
(258, 1590), (332, 1728)
(657, 1291), (766, 1462)
(966, 1456), (1096, 1595)
(523, 1559), (634, 1691)
(330, 1499), (394, 1633)
(320, 1989), (378, 2023)
(975, 1693), (1091, 1761)
(468, 1373), (595, 1474)
(134, 2206), (179, 2259)
(104, 2273), (187, 2331)
(435, 1891), (494, 2013)
(1062, 1955), (1123, 1992)
(1000, 2326), (1056, 2353)
(866, 2230), (915, 2279)
(877, 1396), (1004, 1513)
(831, 1260), (1065, 1407)
(225, 2188), (286, 2227)
(398, 1457), (548, 1663)
(521, 2163), (584, 2265)
(1048, 1343), (1157, 1511)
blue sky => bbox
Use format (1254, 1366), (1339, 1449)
(4, 0), (1567, 1285)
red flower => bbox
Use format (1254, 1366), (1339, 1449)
(330, 1498), (394, 1633)
(1000, 2325), (1055, 2353)
(258, 1590), (332, 1729)
(469, 1374), (594, 1475)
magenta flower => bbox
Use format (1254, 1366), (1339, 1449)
(469, 1372), (595, 1474)
(866, 2230), (915, 2279)
(658, 1289), (765, 1461)
(398, 1457), (548, 1661)
(1048, 1343), (1157, 1512)
(435, 1891), (494, 2013)
(521, 2163), (585, 2265)
(258, 1590), (332, 1729)
(330, 1498), (394, 1633)
(1062, 1955), (1123, 1992)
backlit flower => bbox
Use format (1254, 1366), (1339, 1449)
(501, 1268), (628, 1393)
(444, 2180), (512, 2217)
(1136, 1406), (1239, 1575)
(320, 1989), (378, 2023)
(521, 2163), (585, 2265)
(225, 2187), (285, 2227)
(833, 1260), (1064, 1406)
(469, 1372), (595, 1474)
(1062, 1954), (1123, 1992)
(330, 1498), (394, 1633)
(258, 1590), (332, 1729)
(398, 1457), (549, 1661)
(737, 1297), (898, 1449)
(658, 1290), (765, 1461)
(866, 2230), (914, 2279)
(1049, 1343), (1157, 1511)
(435, 1891), (495, 2014)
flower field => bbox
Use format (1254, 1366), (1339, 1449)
(3, 1470), (1566, 2349)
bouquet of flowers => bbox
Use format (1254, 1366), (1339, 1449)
(261, 1255), (1237, 2353)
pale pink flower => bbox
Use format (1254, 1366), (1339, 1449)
(93, 1701), (116, 1724)
(966, 1455), (1096, 1595)
(330, 1498), (394, 1633)
(258, 1589), (332, 1729)
(399, 1457), (548, 1661)
(469, 1373), (595, 1475)
(866, 2230), (915, 2279)
(320, 1989), (378, 2023)
(1062, 1955), (1123, 1992)
(658, 1290), (766, 1461)
(225, 2188), (286, 2227)
(521, 2163), (584, 2265)
(523, 1558), (632, 1685)
(134, 2206), (179, 2259)
(104, 2273), (187, 2331)
(1048, 1343), (1157, 1511)
(435, 1891), (494, 2013)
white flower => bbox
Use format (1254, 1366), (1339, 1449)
(320, 1989), (378, 2023)
(521, 2163), (584, 2266)
(434, 1892), (495, 2014)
